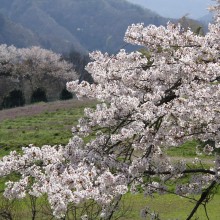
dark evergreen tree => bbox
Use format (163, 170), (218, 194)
(60, 88), (73, 100)
(31, 88), (47, 103)
(1, 89), (25, 109)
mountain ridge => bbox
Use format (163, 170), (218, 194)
(0, 0), (169, 53)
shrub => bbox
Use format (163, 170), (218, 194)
(1, 89), (25, 109)
(31, 88), (47, 103)
(59, 88), (73, 100)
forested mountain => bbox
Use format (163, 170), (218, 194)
(0, 0), (169, 54)
(198, 13), (214, 32)
(0, 13), (40, 48)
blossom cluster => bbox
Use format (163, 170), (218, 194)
(0, 141), (127, 218)
(0, 45), (77, 81)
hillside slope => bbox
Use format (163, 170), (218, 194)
(0, 0), (169, 53)
(0, 13), (40, 48)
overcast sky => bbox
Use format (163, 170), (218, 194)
(127, 0), (213, 19)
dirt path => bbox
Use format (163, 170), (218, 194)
(0, 98), (94, 122)
(170, 156), (214, 165)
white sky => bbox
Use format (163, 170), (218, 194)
(127, 0), (214, 18)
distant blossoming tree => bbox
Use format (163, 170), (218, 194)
(0, 1), (219, 219)
(0, 45), (77, 87)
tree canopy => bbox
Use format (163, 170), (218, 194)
(0, 45), (77, 82)
(0, 1), (219, 219)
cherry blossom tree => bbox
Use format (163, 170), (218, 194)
(0, 45), (77, 88)
(0, 45), (77, 105)
(16, 46), (77, 83)
(0, 44), (18, 77)
(0, 1), (219, 219)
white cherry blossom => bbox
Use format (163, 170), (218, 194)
(1, 1), (220, 219)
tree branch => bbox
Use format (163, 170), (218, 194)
(186, 181), (217, 220)
(144, 168), (216, 176)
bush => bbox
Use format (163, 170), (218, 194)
(31, 88), (47, 103)
(60, 88), (73, 100)
(1, 89), (25, 109)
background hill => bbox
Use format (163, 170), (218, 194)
(0, 13), (41, 48)
(198, 13), (214, 32)
(0, 0), (169, 54)
(0, 0), (210, 109)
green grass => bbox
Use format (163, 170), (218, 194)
(166, 140), (199, 157)
(0, 105), (94, 157)
(0, 102), (219, 219)
(0, 192), (220, 220)
(120, 192), (220, 220)
(0, 195), (54, 220)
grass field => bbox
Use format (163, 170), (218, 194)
(0, 100), (219, 219)
(120, 192), (220, 220)
(0, 100), (95, 157)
